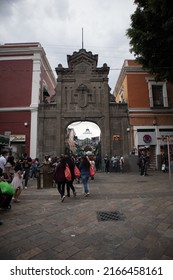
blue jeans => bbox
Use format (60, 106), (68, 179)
(81, 174), (89, 193)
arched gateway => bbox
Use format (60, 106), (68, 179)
(38, 49), (130, 161)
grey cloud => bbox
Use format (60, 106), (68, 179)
(0, 0), (23, 18)
(0, 0), (136, 89)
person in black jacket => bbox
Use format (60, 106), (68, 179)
(65, 155), (76, 197)
(53, 156), (67, 202)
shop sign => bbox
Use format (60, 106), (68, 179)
(143, 134), (152, 144)
(10, 135), (26, 142)
(138, 131), (156, 145)
(158, 133), (173, 144)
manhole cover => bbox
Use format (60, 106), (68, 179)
(97, 211), (126, 222)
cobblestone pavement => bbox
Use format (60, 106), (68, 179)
(0, 171), (173, 260)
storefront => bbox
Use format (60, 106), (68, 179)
(133, 126), (173, 170)
(133, 127), (156, 169)
(157, 129), (173, 170)
(10, 134), (26, 159)
(0, 134), (10, 153)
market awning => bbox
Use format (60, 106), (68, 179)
(0, 135), (9, 145)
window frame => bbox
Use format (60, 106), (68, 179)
(147, 79), (168, 108)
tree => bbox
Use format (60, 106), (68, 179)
(126, 0), (173, 82)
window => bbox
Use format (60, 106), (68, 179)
(147, 79), (168, 108)
(152, 85), (163, 107)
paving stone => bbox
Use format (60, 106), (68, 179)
(124, 236), (141, 249)
(164, 229), (173, 238)
(1, 171), (173, 260)
(16, 247), (43, 260)
(156, 222), (170, 232)
(124, 245), (149, 260)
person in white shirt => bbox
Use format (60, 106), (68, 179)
(11, 168), (23, 202)
(0, 151), (8, 173)
(119, 155), (124, 173)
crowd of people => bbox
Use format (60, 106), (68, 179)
(0, 151), (41, 226)
(49, 154), (96, 202)
(1, 149), (158, 214)
(1, 148), (172, 226)
(0, 151), (97, 221)
(0, 151), (126, 216)
(103, 154), (125, 173)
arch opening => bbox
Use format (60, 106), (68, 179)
(65, 121), (102, 169)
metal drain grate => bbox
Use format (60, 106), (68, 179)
(97, 211), (126, 222)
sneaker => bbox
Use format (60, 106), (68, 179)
(24, 186), (27, 189)
(84, 192), (90, 197)
(61, 195), (66, 202)
(13, 199), (20, 203)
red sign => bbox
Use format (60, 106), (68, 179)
(113, 135), (120, 141)
(157, 137), (173, 142)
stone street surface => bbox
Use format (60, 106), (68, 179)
(0, 171), (173, 260)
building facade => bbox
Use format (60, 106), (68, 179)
(114, 60), (173, 169)
(38, 49), (130, 161)
(65, 127), (77, 155)
(0, 42), (56, 158)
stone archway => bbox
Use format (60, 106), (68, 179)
(64, 119), (102, 156)
(38, 49), (129, 161)
(65, 121), (101, 157)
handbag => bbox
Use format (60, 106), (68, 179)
(64, 164), (72, 181)
(89, 165), (96, 177)
(74, 165), (80, 178)
(0, 182), (15, 196)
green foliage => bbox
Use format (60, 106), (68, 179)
(127, 0), (173, 82)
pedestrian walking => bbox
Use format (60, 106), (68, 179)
(30, 158), (39, 179)
(79, 155), (90, 196)
(89, 155), (96, 180)
(74, 156), (81, 183)
(104, 154), (110, 173)
(65, 155), (76, 197)
(21, 153), (32, 189)
(139, 153), (146, 176)
(119, 155), (124, 173)
(111, 155), (119, 172)
(53, 156), (67, 202)
(11, 168), (23, 202)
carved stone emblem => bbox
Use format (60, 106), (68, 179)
(77, 84), (89, 108)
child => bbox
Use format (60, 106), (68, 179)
(11, 169), (23, 202)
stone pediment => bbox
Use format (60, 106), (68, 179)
(72, 61), (92, 73)
(67, 49), (98, 72)
(56, 49), (110, 76)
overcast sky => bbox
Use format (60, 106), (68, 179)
(0, 0), (136, 92)
(68, 121), (101, 139)
(0, 0), (136, 138)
